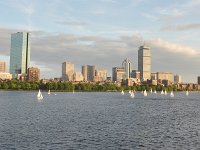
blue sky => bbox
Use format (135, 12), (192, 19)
(0, 0), (200, 82)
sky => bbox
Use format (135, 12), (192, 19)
(0, 0), (200, 82)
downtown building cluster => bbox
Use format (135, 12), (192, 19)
(1, 31), (200, 90)
(61, 44), (182, 86)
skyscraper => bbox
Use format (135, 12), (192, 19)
(62, 61), (74, 81)
(82, 65), (95, 81)
(122, 58), (132, 79)
(0, 61), (6, 73)
(174, 75), (181, 83)
(198, 76), (200, 85)
(112, 67), (126, 82)
(138, 45), (151, 81)
(10, 32), (30, 76)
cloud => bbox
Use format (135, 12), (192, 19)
(161, 23), (200, 32)
(56, 21), (89, 27)
(147, 38), (200, 57)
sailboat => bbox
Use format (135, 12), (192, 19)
(161, 90), (164, 95)
(150, 88), (152, 93)
(186, 90), (189, 96)
(121, 90), (124, 95)
(130, 90), (135, 98)
(143, 89), (147, 97)
(170, 91), (174, 97)
(48, 89), (50, 95)
(154, 90), (157, 94)
(164, 90), (167, 95)
(37, 90), (43, 100)
(129, 90), (132, 94)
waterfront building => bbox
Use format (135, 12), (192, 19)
(122, 58), (132, 79)
(73, 72), (84, 82)
(112, 67), (126, 82)
(62, 61), (74, 81)
(138, 45), (151, 81)
(94, 69), (107, 82)
(151, 73), (157, 80)
(0, 73), (12, 80)
(10, 32), (31, 77)
(157, 72), (173, 83)
(27, 67), (40, 82)
(131, 70), (140, 80)
(0, 61), (6, 72)
(174, 75), (182, 83)
(82, 65), (96, 81)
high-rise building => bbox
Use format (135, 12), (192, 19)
(138, 45), (151, 81)
(0, 61), (6, 73)
(94, 69), (107, 82)
(174, 75), (181, 83)
(82, 65), (95, 81)
(62, 61), (74, 81)
(73, 72), (83, 82)
(27, 67), (40, 82)
(10, 32), (30, 77)
(112, 67), (126, 82)
(122, 58), (132, 79)
(198, 76), (200, 84)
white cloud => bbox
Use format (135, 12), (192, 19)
(147, 38), (200, 57)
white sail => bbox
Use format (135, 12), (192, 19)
(121, 90), (124, 95)
(143, 90), (147, 97)
(164, 90), (167, 95)
(161, 90), (164, 95)
(186, 90), (189, 96)
(37, 90), (43, 100)
(129, 90), (131, 94)
(170, 91), (174, 97)
(154, 90), (157, 94)
(48, 90), (50, 95)
(150, 88), (152, 93)
(130, 91), (135, 98)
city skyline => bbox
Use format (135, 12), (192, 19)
(0, 0), (199, 82)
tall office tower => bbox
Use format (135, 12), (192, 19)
(94, 69), (107, 82)
(27, 67), (40, 82)
(174, 75), (182, 83)
(198, 76), (200, 84)
(0, 61), (6, 72)
(82, 65), (95, 81)
(112, 67), (126, 82)
(62, 61), (75, 81)
(122, 58), (132, 79)
(138, 45), (151, 81)
(10, 32), (30, 76)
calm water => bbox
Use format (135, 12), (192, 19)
(0, 91), (200, 149)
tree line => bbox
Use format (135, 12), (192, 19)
(0, 80), (179, 92)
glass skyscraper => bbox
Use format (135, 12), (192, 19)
(138, 45), (151, 81)
(122, 58), (132, 79)
(10, 32), (31, 76)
